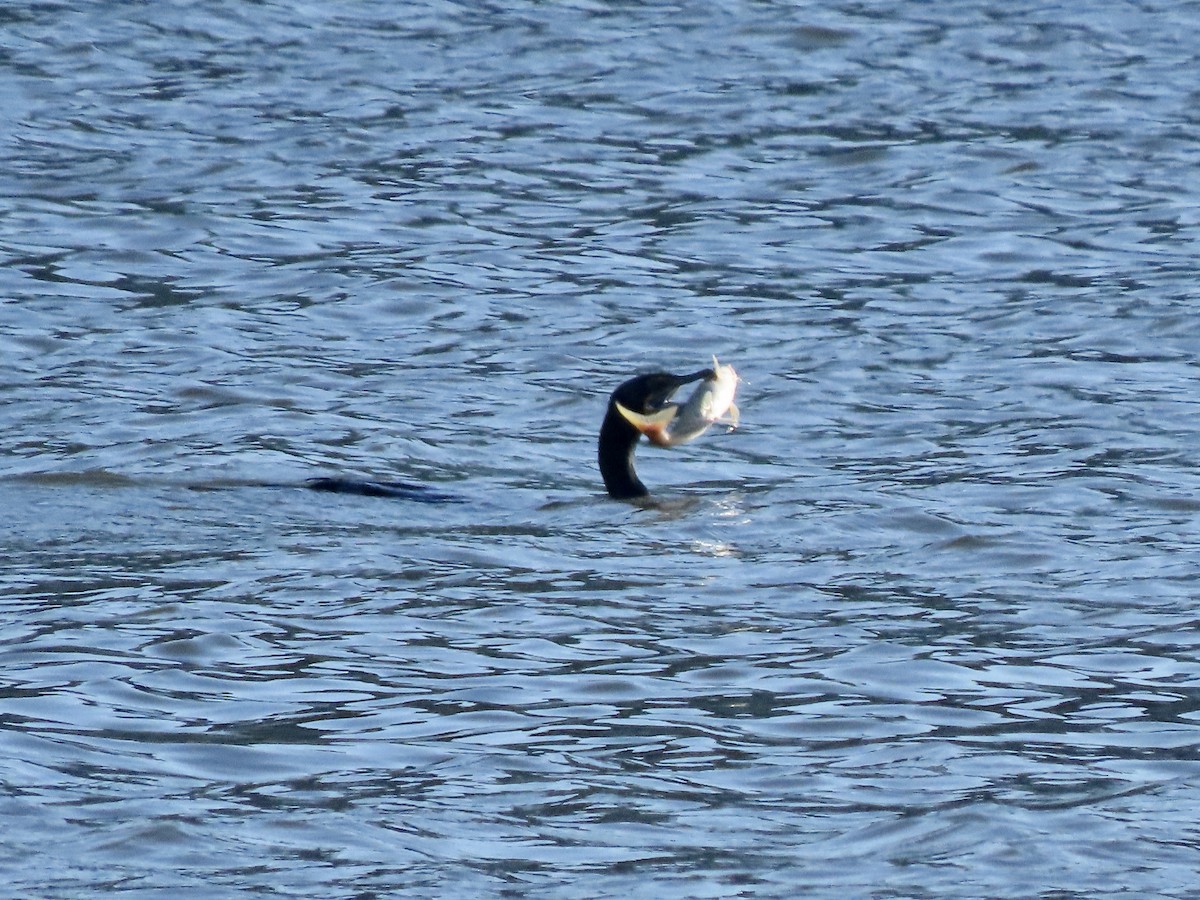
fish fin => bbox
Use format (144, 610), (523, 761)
(616, 402), (678, 447)
(724, 403), (740, 431)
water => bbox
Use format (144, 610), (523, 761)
(4, 1), (1200, 896)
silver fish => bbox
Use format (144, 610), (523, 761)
(616, 356), (739, 448)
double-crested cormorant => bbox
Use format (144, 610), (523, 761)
(304, 367), (725, 503)
(598, 368), (715, 500)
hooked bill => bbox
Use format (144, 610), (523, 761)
(616, 356), (739, 448)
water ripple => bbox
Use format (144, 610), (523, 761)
(5, 0), (1200, 896)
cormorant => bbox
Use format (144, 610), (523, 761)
(598, 368), (716, 500)
(304, 367), (723, 503)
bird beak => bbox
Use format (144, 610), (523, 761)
(681, 367), (717, 386)
(645, 369), (712, 407)
(615, 402), (678, 447)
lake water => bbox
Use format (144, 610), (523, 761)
(3, 1), (1200, 896)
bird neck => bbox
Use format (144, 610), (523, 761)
(598, 404), (648, 499)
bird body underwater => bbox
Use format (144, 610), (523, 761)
(305, 362), (739, 503)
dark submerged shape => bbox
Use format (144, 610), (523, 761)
(305, 476), (458, 503)
(303, 368), (712, 503)
(598, 369), (713, 500)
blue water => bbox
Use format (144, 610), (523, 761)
(4, 1), (1200, 896)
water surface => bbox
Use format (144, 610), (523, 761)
(3, 1), (1200, 896)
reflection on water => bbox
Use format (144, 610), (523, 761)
(4, 0), (1200, 896)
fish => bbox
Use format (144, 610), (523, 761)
(616, 356), (740, 448)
